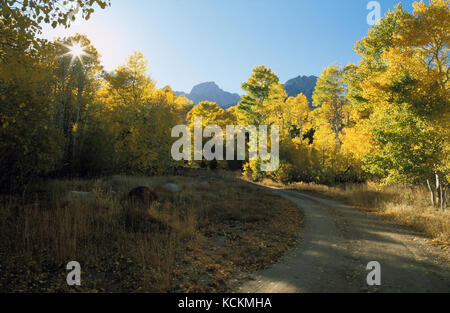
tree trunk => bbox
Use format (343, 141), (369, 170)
(59, 58), (67, 130)
(73, 70), (85, 163)
(443, 188), (448, 212)
(439, 183), (444, 212)
(53, 80), (58, 125)
(427, 179), (436, 207)
(436, 172), (441, 211)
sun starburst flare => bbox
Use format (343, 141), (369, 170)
(60, 41), (89, 66)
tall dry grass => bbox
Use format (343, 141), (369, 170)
(0, 176), (193, 292)
(0, 173), (302, 292)
(290, 182), (450, 243)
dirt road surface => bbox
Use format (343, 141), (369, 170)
(237, 188), (450, 293)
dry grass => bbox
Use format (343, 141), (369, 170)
(0, 172), (303, 293)
(289, 182), (450, 243)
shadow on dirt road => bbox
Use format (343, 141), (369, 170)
(237, 187), (450, 293)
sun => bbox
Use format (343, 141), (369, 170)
(70, 43), (85, 59)
(60, 41), (89, 66)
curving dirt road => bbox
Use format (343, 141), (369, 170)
(237, 187), (450, 293)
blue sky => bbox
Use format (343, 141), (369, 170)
(41, 0), (416, 94)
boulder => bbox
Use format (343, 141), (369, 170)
(128, 186), (159, 206)
(66, 191), (95, 205)
(112, 175), (123, 190)
(193, 181), (210, 190)
(163, 183), (181, 193)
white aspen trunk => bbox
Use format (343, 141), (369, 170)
(436, 172), (441, 211)
(427, 179), (436, 207)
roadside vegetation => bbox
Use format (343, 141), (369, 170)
(0, 173), (303, 292)
(291, 182), (449, 244)
(257, 174), (449, 244)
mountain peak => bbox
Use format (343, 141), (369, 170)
(192, 81), (218, 88)
(284, 75), (318, 107)
(176, 82), (241, 109)
(175, 75), (318, 110)
(190, 82), (220, 95)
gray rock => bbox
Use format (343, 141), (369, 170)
(192, 181), (210, 190)
(66, 191), (95, 204)
(163, 183), (181, 193)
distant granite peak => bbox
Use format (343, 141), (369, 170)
(175, 82), (241, 109)
(284, 75), (318, 108)
(175, 75), (318, 110)
(191, 81), (219, 92)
